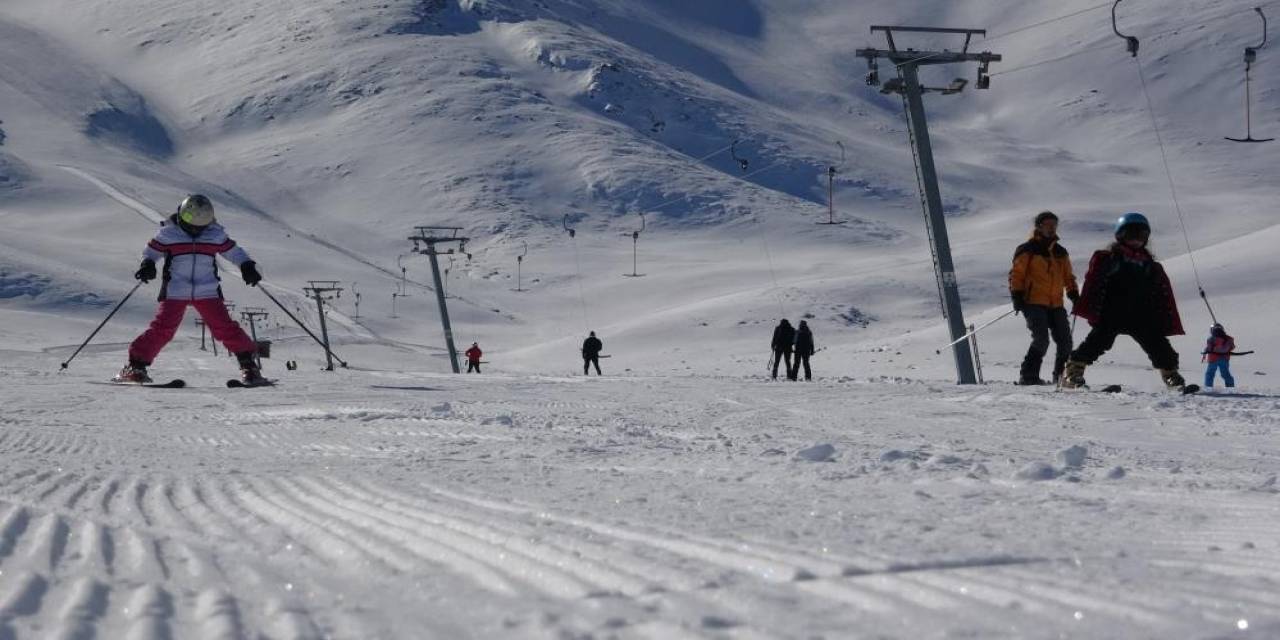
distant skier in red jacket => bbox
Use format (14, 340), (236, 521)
(1202, 323), (1236, 388)
(1061, 213), (1186, 390)
(465, 342), (482, 373)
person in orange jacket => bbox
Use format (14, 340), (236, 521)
(1008, 211), (1080, 385)
(464, 342), (482, 373)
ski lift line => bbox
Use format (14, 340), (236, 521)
(571, 238), (590, 328)
(635, 158), (787, 217)
(993, 0), (1280, 77)
(1110, 2), (1223, 324)
(1132, 56), (1217, 321)
(880, 4), (1111, 71)
(600, 140), (740, 208)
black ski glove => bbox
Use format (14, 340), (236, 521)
(1067, 290), (1080, 305)
(240, 261), (262, 287)
(135, 259), (157, 283)
(1011, 292), (1026, 314)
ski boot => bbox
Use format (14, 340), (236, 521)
(1060, 360), (1087, 389)
(113, 358), (153, 384)
(236, 352), (268, 386)
(1159, 368), (1186, 391)
(1016, 376), (1048, 386)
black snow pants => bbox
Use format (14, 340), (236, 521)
(1020, 305), (1073, 382)
(771, 350), (792, 380)
(789, 355), (811, 381)
(467, 361), (481, 373)
(1070, 324), (1178, 371)
(584, 355), (601, 375)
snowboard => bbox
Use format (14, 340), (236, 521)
(95, 379), (186, 389)
(227, 378), (276, 388)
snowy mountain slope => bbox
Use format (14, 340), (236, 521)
(3, 0), (1278, 380)
(3, 2), (1280, 638)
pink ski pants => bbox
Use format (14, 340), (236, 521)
(129, 299), (255, 364)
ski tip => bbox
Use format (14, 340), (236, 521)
(1100, 384), (1123, 393)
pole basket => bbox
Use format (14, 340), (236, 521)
(256, 340), (272, 359)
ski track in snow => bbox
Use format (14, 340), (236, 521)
(1, 349), (1278, 638)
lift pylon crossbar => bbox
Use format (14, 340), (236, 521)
(858, 25), (1001, 385)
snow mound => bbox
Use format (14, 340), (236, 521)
(1057, 445), (1088, 469)
(795, 443), (835, 462)
(1014, 461), (1059, 481)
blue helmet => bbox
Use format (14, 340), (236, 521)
(1114, 212), (1150, 238)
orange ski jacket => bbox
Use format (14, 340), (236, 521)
(1009, 234), (1079, 309)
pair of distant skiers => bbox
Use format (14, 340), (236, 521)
(1009, 210), (1237, 391)
(770, 319), (815, 381)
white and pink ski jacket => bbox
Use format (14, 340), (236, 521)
(142, 215), (252, 301)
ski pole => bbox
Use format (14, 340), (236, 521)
(935, 308), (1017, 354)
(59, 281), (143, 371)
(258, 285), (349, 368)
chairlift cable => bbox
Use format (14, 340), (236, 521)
(1114, 0), (1218, 323)
(563, 215), (590, 329)
(995, 0), (1280, 77)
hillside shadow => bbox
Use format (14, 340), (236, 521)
(85, 103), (174, 158)
(643, 0), (763, 39)
(386, 0), (481, 36)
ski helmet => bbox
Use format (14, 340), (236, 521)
(1210, 323), (1225, 335)
(1034, 210), (1058, 226)
(1114, 212), (1149, 239)
(178, 194), (215, 227)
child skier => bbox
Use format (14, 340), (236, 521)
(1061, 213), (1188, 390)
(115, 194), (267, 385)
(465, 342), (482, 373)
(1202, 323), (1236, 388)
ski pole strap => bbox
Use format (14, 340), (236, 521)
(59, 281), (143, 371)
(258, 286), (349, 368)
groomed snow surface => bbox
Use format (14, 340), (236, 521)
(3, 346), (1278, 639)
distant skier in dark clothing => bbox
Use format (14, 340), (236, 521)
(465, 342), (482, 373)
(1062, 213), (1186, 390)
(1008, 211), (1080, 385)
(770, 319), (796, 380)
(790, 320), (815, 381)
(582, 331), (603, 375)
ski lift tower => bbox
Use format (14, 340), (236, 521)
(858, 26), (1000, 385)
(408, 226), (470, 373)
(303, 281), (343, 371)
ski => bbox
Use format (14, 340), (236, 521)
(227, 379), (276, 388)
(94, 379), (186, 389)
(1062, 383), (1198, 395)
